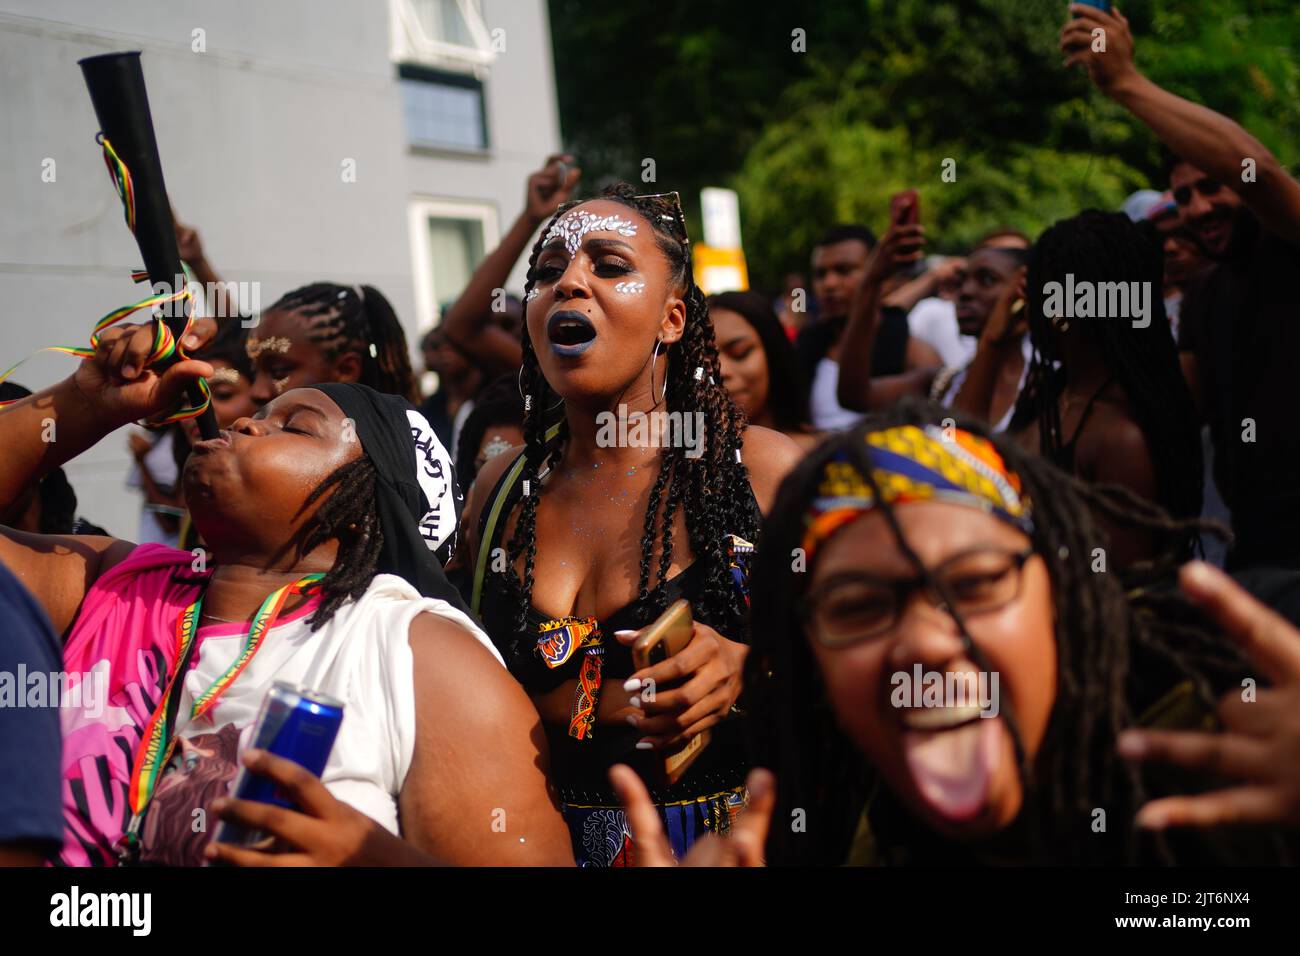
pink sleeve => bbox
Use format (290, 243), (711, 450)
(58, 543), (209, 866)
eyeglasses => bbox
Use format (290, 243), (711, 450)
(800, 546), (1035, 649)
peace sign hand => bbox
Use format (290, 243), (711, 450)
(609, 764), (775, 866)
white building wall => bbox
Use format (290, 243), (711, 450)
(0, 0), (560, 536)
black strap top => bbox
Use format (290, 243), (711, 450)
(473, 451), (756, 805)
(1054, 377), (1115, 474)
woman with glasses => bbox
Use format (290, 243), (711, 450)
(741, 399), (1287, 865)
(454, 184), (801, 866)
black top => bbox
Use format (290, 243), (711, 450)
(794, 307), (911, 390)
(1051, 376), (1115, 475)
(472, 455), (755, 805)
(1179, 222), (1300, 568)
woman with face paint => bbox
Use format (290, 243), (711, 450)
(246, 282), (419, 408)
(457, 184), (802, 866)
(743, 400), (1286, 866)
(0, 323), (574, 866)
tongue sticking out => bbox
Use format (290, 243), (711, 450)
(902, 716), (1001, 823)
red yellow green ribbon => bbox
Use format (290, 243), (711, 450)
(0, 135), (211, 426)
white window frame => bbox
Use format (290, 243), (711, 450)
(390, 0), (497, 78)
(408, 196), (500, 328)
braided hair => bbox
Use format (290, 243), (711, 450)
(268, 283), (418, 405)
(506, 183), (760, 642)
(1012, 211), (1203, 533)
(748, 399), (1257, 866)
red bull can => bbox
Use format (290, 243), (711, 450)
(213, 681), (344, 848)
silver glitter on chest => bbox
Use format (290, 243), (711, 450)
(545, 211), (638, 257)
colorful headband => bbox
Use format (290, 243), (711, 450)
(801, 424), (1034, 564)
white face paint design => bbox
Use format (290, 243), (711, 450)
(545, 210), (637, 258)
(524, 288), (540, 302)
(614, 281), (645, 295)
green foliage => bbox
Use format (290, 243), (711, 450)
(548, 0), (1299, 289)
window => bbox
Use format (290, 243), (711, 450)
(399, 64), (487, 152)
(390, 0), (496, 77)
(408, 198), (499, 328)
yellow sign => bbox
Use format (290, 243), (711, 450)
(693, 244), (749, 295)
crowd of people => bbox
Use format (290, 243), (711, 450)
(4, 6), (1300, 868)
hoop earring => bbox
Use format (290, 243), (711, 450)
(651, 338), (668, 405)
(517, 365), (564, 413)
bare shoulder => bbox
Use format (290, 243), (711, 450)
(741, 425), (804, 515)
(454, 446), (524, 570)
(407, 610), (504, 677)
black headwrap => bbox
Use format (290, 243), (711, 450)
(308, 383), (470, 615)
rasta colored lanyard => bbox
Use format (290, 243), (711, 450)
(122, 573), (324, 848)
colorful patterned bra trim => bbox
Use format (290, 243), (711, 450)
(536, 616), (603, 740)
(802, 424), (1034, 563)
(534, 533), (755, 743)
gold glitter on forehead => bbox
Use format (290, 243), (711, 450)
(246, 336), (292, 359)
(207, 367), (241, 386)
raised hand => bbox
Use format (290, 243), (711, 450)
(525, 153), (582, 223)
(1061, 4), (1139, 95)
(609, 764), (775, 866)
(1118, 561), (1300, 831)
(861, 221), (926, 291)
(72, 320), (213, 430)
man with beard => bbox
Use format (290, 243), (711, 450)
(1063, 4), (1300, 569)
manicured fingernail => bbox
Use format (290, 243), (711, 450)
(626, 714), (640, 726)
(1116, 731), (1146, 758)
(122, 364), (137, 378)
(614, 630), (638, 641)
(203, 844), (217, 858)
(635, 741), (654, 751)
(183, 334), (200, 349)
(623, 678), (642, 692)
(628, 696), (641, 709)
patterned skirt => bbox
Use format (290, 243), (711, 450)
(560, 786), (748, 867)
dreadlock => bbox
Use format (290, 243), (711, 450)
(269, 283), (418, 405)
(291, 456), (383, 630)
(748, 398), (1263, 867)
(505, 183), (760, 642)
(1012, 211), (1203, 540)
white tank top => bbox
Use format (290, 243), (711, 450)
(173, 574), (502, 836)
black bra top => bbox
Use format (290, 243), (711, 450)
(471, 450), (757, 805)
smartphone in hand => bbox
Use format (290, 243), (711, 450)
(1072, 0), (1112, 14)
(632, 599), (711, 785)
(890, 189), (920, 227)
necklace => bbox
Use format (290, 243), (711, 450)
(199, 610), (242, 624)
